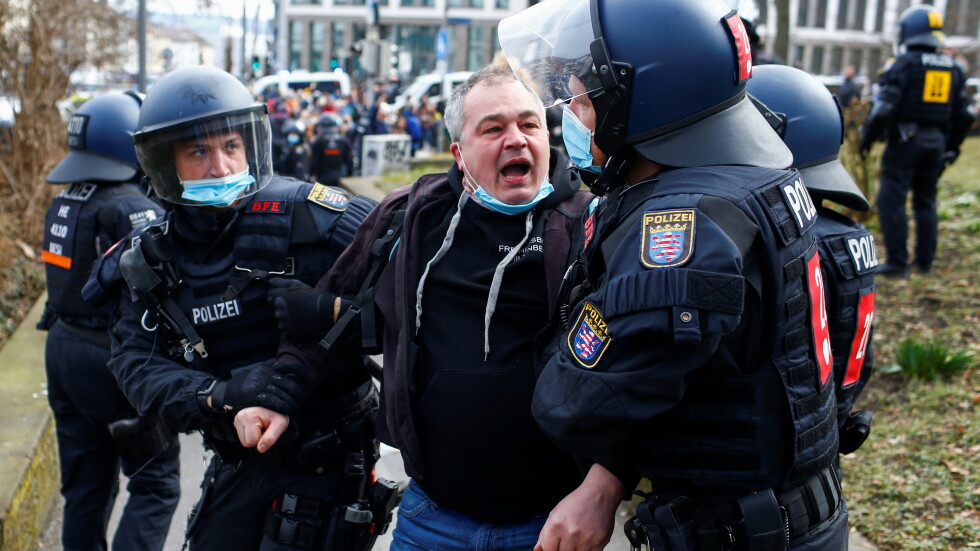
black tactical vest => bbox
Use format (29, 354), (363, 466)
(41, 183), (161, 329)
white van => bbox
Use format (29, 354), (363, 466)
(252, 71), (352, 98)
(386, 71), (472, 112)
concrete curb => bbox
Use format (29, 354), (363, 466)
(0, 295), (60, 551)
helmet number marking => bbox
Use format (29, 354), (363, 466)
(724, 12), (753, 84)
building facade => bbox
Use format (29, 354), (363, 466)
(273, 0), (538, 81)
(273, 0), (979, 86)
(752, 0), (980, 78)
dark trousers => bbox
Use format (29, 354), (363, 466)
(877, 127), (946, 269)
(45, 321), (181, 551)
(185, 445), (352, 550)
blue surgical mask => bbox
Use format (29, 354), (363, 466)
(471, 181), (554, 215)
(287, 134), (301, 145)
(456, 147), (554, 215)
(562, 105), (602, 175)
(180, 169), (255, 207)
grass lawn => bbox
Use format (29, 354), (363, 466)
(841, 136), (980, 550)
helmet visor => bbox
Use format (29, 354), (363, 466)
(499, 0), (603, 110)
(134, 106), (272, 206)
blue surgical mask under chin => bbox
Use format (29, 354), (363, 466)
(562, 105), (602, 175)
(456, 147), (554, 215)
(180, 169), (255, 207)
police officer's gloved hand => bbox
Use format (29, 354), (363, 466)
(941, 149), (960, 168)
(267, 277), (349, 342)
(209, 361), (304, 417)
(857, 130), (874, 160)
(838, 409), (873, 455)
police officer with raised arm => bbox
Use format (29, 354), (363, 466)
(859, 5), (975, 277)
(40, 91), (179, 551)
(500, 0), (846, 548)
(747, 64), (877, 468)
(89, 66), (377, 550)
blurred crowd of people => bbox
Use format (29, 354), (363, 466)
(255, 79), (447, 182)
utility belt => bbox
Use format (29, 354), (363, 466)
(625, 467), (841, 551)
(263, 477), (401, 551)
(51, 317), (111, 349)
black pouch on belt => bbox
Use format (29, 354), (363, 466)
(636, 495), (699, 551)
(736, 489), (787, 551)
(107, 416), (172, 475)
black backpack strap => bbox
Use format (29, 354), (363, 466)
(318, 209), (406, 354)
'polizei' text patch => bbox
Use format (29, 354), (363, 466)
(191, 299), (242, 326)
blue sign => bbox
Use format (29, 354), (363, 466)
(435, 29), (449, 61)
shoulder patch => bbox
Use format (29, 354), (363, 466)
(307, 184), (350, 211)
(640, 209), (695, 268)
(568, 301), (611, 368)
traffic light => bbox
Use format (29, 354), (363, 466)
(330, 58), (339, 70)
(251, 55), (262, 73)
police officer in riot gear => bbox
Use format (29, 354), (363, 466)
(500, 0), (847, 549)
(277, 120), (311, 181)
(92, 66), (378, 550)
(39, 91), (180, 551)
(309, 114), (352, 187)
(747, 64), (877, 462)
(859, 5), (975, 277)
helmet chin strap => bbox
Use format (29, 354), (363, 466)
(585, 152), (634, 197)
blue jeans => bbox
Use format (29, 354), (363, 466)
(391, 480), (547, 551)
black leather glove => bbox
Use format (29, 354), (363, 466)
(267, 277), (338, 342)
(858, 129), (874, 160)
(941, 149), (959, 168)
(209, 361), (305, 416)
(838, 409), (873, 455)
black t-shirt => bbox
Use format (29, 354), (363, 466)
(414, 198), (581, 521)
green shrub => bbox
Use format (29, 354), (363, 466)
(888, 338), (974, 380)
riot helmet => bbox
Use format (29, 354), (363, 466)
(897, 5), (946, 52)
(131, 66), (272, 207)
(746, 65), (870, 212)
(498, 0), (791, 170)
(47, 91), (143, 184)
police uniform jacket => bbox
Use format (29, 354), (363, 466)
(40, 182), (163, 333)
(535, 165), (840, 494)
(876, 49), (972, 142)
(102, 177), (375, 451)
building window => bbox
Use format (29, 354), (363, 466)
(290, 0), (321, 4)
(310, 21), (325, 71)
(335, 0), (389, 5)
(837, 0), (850, 30)
(394, 24), (437, 76)
(797, 0), (810, 27)
(467, 26), (484, 71)
(868, 48), (882, 77)
(829, 46), (843, 75)
(793, 44), (805, 68)
(289, 20), (304, 70)
(811, 45), (825, 74)
(401, 0), (435, 5)
(847, 48), (864, 74)
(331, 21), (346, 68)
(496, 0), (509, 8)
(448, 0), (484, 7)
(814, 0), (827, 28)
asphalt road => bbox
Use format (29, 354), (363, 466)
(37, 435), (877, 551)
